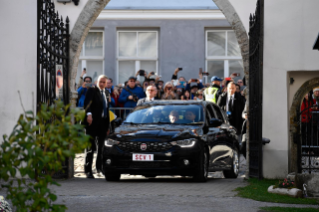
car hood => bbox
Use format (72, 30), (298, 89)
(111, 124), (200, 142)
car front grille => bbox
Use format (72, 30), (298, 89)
(117, 141), (173, 153)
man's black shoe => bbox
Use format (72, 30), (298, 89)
(86, 172), (95, 179)
(96, 169), (104, 177)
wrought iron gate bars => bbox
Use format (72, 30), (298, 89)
(37, 0), (70, 178)
(298, 96), (319, 173)
(37, 0), (69, 112)
(248, 0), (264, 179)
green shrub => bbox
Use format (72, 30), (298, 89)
(0, 100), (90, 212)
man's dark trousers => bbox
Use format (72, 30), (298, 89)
(85, 117), (108, 173)
(83, 86), (110, 174)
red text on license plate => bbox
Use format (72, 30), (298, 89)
(132, 154), (154, 161)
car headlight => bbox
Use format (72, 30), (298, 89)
(170, 139), (196, 148)
(105, 139), (120, 147)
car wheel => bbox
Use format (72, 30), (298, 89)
(105, 173), (121, 181)
(223, 149), (239, 178)
(193, 149), (208, 182)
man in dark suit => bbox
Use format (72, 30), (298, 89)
(136, 85), (158, 106)
(217, 82), (245, 134)
(83, 75), (110, 179)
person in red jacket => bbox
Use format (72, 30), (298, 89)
(301, 92), (316, 146)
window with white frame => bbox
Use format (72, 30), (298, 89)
(76, 30), (104, 87)
(117, 30), (158, 84)
(206, 30), (243, 82)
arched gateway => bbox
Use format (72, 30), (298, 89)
(68, 0), (249, 97)
(67, 0), (250, 178)
(289, 77), (319, 173)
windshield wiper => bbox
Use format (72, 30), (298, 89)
(185, 122), (204, 125)
(123, 122), (136, 125)
(156, 121), (172, 124)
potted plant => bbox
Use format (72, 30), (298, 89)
(268, 178), (303, 198)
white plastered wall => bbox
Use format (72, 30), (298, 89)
(0, 1), (37, 139)
(263, 0), (319, 178)
(0, 1), (88, 141)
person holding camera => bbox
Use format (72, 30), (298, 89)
(77, 76), (92, 107)
(119, 76), (146, 108)
(77, 67), (87, 89)
(161, 82), (177, 100)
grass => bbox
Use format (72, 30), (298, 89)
(260, 207), (319, 212)
(234, 178), (319, 205)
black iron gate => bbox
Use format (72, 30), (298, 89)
(37, 0), (70, 110)
(248, 0), (264, 179)
(298, 91), (319, 173)
(37, 0), (70, 178)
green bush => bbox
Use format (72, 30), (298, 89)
(0, 100), (90, 212)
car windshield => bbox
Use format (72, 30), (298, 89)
(124, 105), (204, 125)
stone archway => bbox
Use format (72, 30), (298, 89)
(68, 0), (250, 177)
(69, 0), (110, 104)
(68, 0), (249, 99)
(289, 77), (319, 173)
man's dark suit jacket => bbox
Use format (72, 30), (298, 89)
(83, 86), (110, 135)
(217, 92), (245, 134)
(136, 98), (153, 106)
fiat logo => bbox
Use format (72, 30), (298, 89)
(140, 143), (147, 151)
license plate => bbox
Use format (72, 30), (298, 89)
(132, 154), (154, 161)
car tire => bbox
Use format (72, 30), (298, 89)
(223, 149), (239, 178)
(193, 149), (208, 182)
(105, 173), (121, 181)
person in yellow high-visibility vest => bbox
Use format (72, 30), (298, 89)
(204, 76), (222, 103)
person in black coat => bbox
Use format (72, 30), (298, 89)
(83, 75), (110, 178)
(217, 82), (245, 135)
(136, 85), (158, 106)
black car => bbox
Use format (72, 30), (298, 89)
(103, 100), (239, 182)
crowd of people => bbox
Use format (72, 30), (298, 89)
(77, 68), (247, 109)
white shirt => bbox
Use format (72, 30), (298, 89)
(226, 94), (234, 111)
(99, 88), (108, 117)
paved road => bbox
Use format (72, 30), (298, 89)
(2, 155), (318, 211)
(50, 155), (318, 212)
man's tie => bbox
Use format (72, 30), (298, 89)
(228, 96), (233, 111)
(101, 90), (107, 118)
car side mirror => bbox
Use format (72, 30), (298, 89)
(209, 118), (223, 127)
(113, 117), (123, 127)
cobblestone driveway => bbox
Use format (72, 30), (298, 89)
(50, 154), (318, 212)
(1, 154), (318, 211)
